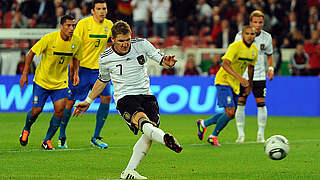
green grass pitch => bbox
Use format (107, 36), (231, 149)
(0, 113), (319, 179)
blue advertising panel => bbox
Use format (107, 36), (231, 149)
(0, 75), (319, 116)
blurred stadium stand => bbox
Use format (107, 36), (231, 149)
(1, 0), (319, 76)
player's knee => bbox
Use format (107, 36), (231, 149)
(132, 112), (149, 129)
(237, 101), (246, 106)
(100, 95), (111, 104)
(31, 108), (42, 116)
(54, 111), (64, 119)
(257, 102), (265, 107)
(225, 109), (235, 119)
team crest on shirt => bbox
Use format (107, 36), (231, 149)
(252, 51), (255, 56)
(105, 27), (108, 32)
(34, 96), (38, 104)
(72, 44), (75, 50)
(260, 44), (265, 50)
(227, 96), (231, 104)
(137, 55), (145, 65)
(123, 111), (131, 121)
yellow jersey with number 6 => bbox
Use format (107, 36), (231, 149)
(32, 31), (81, 90)
(74, 16), (113, 69)
(215, 40), (258, 94)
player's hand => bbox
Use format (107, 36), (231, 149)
(244, 85), (252, 96)
(19, 74), (28, 89)
(73, 101), (90, 117)
(162, 55), (177, 68)
(239, 77), (249, 87)
(267, 69), (274, 81)
(72, 75), (80, 86)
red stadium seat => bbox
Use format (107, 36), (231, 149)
(19, 40), (30, 49)
(182, 36), (198, 51)
(4, 39), (18, 48)
(4, 10), (13, 28)
(147, 36), (163, 49)
(163, 35), (180, 48)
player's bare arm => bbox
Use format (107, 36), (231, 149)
(245, 65), (254, 96)
(73, 79), (107, 117)
(161, 55), (177, 69)
(222, 59), (249, 87)
(20, 50), (36, 89)
(267, 55), (274, 81)
(71, 57), (80, 86)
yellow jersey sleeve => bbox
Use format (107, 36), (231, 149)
(31, 34), (49, 57)
(221, 43), (239, 62)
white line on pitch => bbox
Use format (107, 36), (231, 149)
(1, 139), (319, 153)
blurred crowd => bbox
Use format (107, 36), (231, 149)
(1, 0), (320, 76)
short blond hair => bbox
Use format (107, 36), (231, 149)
(250, 10), (264, 21)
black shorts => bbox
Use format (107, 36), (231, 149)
(239, 80), (266, 98)
(116, 95), (160, 135)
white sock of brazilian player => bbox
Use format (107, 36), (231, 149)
(235, 105), (246, 137)
(257, 105), (267, 137)
(141, 119), (165, 144)
(125, 134), (152, 171)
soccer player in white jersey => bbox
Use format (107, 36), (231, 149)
(234, 10), (274, 143)
(73, 20), (182, 179)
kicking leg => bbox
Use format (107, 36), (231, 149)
(133, 112), (182, 153)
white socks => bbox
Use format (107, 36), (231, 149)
(142, 123), (165, 144)
(125, 122), (166, 171)
(257, 106), (267, 137)
(125, 134), (152, 171)
(235, 105), (245, 137)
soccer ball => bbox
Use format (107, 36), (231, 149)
(264, 135), (289, 160)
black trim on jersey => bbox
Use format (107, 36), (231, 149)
(100, 48), (114, 58)
(265, 53), (273, 56)
(111, 44), (131, 56)
(131, 38), (145, 43)
(159, 57), (164, 65)
(239, 57), (253, 61)
(98, 77), (110, 83)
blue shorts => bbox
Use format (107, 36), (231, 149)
(69, 67), (111, 101)
(32, 83), (71, 107)
(216, 85), (239, 108)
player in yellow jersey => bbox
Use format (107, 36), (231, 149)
(196, 25), (258, 146)
(58, 0), (113, 149)
(19, 15), (81, 150)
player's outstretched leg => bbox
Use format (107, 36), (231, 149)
(91, 102), (110, 149)
(141, 119), (182, 153)
(235, 105), (246, 143)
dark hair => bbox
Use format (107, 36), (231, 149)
(111, 20), (131, 38)
(60, 15), (75, 25)
(92, 0), (106, 9)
